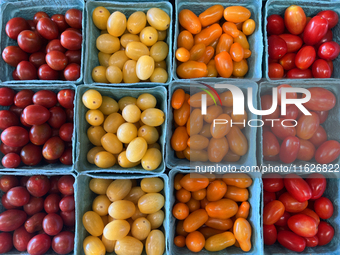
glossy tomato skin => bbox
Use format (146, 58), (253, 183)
(315, 140), (340, 164)
(64, 63), (80, 81)
(314, 197), (334, 219)
(0, 87), (16, 106)
(33, 12), (49, 25)
(42, 136), (65, 161)
(16, 61), (38, 80)
(305, 173), (326, 199)
(37, 17), (59, 40)
(46, 39), (66, 53)
(7, 186), (30, 206)
(0, 232), (13, 253)
(271, 119), (296, 140)
(305, 236), (318, 247)
(44, 194), (61, 214)
(267, 15), (285, 35)
(59, 123), (73, 142)
(51, 14), (69, 32)
(5, 17), (29, 40)
(317, 10), (339, 29)
(23, 105), (50, 125)
(284, 5), (306, 35)
(279, 192), (308, 213)
(287, 68), (313, 78)
(277, 230), (306, 252)
(33, 90), (57, 108)
(60, 30), (82, 50)
(42, 213), (63, 236)
(14, 89), (33, 108)
(263, 173), (284, 192)
(27, 175), (50, 197)
(1, 126), (29, 147)
(57, 89), (74, 109)
(275, 211), (291, 227)
(303, 87), (336, 111)
(25, 212), (46, 233)
(2, 46), (29, 67)
(312, 59), (331, 78)
(0, 110), (19, 130)
(13, 225), (35, 251)
(65, 9), (82, 29)
(20, 143), (42, 166)
(263, 224), (277, 245)
(317, 221), (334, 246)
(263, 200), (285, 225)
(2, 153), (21, 168)
(309, 125), (327, 148)
(281, 105), (299, 120)
(29, 52), (46, 68)
(0, 143), (22, 155)
(2, 194), (18, 209)
(296, 112), (320, 140)
(52, 231), (74, 254)
(268, 35), (287, 60)
(58, 176), (75, 195)
(297, 139), (315, 161)
(38, 64), (59, 80)
(263, 191), (276, 206)
(268, 63), (284, 78)
(49, 176), (60, 194)
(303, 16), (328, 45)
(279, 34), (303, 53)
(263, 131), (280, 157)
(279, 136), (300, 164)
(0, 209), (27, 232)
(287, 214), (318, 237)
(23, 196), (44, 215)
(295, 46), (316, 70)
(17, 30), (42, 53)
(59, 195), (75, 212)
(318, 42), (340, 61)
(46, 51), (68, 71)
(27, 233), (51, 255)
(29, 123), (52, 145)
(279, 53), (296, 70)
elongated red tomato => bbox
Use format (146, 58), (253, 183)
(287, 214), (318, 237)
(305, 173), (326, 200)
(284, 173), (312, 202)
(317, 10), (339, 28)
(295, 46), (316, 70)
(317, 221), (334, 246)
(279, 136), (300, 164)
(297, 139), (315, 161)
(287, 68), (312, 79)
(303, 87), (336, 111)
(305, 236), (318, 247)
(271, 119), (296, 140)
(268, 35), (287, 60)
(312, 59), (331, 78)
(279, 34), (303, 53)
(284, 5), (306, 35)
(263, 200), (285, 225)
(263, 131), (280, 157)
(281, 105), (299, 120)
(279, 192), (308, 213)
(277, 230), (306, 252)
(303, 16), (328, 45)
(279, 53), (296, 70)
(296, 112), (319, 140)
(315, 140), (340, 164)
(263, 173), (284, 193)
(309, 126), (327, 148)
(263, 225), (277, 245)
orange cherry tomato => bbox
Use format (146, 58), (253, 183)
(224, 186), (249, 202)
(197, 46), (215, 64)
(226, 126), (248, 156)
(174, 236), (186, 247)
(173, 202), (190, 220)
(215, 52), (233, 78)
(183, 209), (209, 232)
(208, 137), (229, 163)
(178, 30), (194, 50)
(223, 150), (241, 162)
(188, 135), (209, 150)
(244, 49), (251, 58)
(187, 108), (203, 136)
(199, 5), (224, 27)
(192, 189), (207, 201)
(179, 9), (202, 34)
(230, 42), (244, 62)
(205, 217), (233, 231)
(171, 89), (185, 110)
(171, 126), (189, 151)
(177, 61), (208, 79)
(263, 200), (285, 225)
(210, 113), (232, 138)
(234, 31), (249, 49)
(207, 180), (228, 201)
(174, 173), (184, 190)
(194, 23), (223, 46)
(233, 218), (252, 252)
(176, 47), (190, 62)
(205, 231), (236, 251)
(220, 91), (233, 107)
(186, 198), (200, 213)
(198, 227), (224, 239)
(224, 6), (251, 23)
(176, 220), (189, 237)
(180, 173), (209, 192)
(222, 22), (240, 38)
(205, 199), (238, 219)
(233, 59), (248, 77)
(242, 19), (256, 36)
(235, 201), (250, 219)
(222, 173), (252, 188)
(176, 188), (191, 203)
(189, 43), (206, 61)
(176, 150), (186, 159)
(174, 99), (190, 126)
(186, 231), (205, 253)
(207, 64), (218, 77)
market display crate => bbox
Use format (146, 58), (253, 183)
(0, 84), (76, 173)
(75, 84), (167, 174)
(84, 0), (173, 86)
(173, 0), (263, 81)
(0, 0), (85, 84)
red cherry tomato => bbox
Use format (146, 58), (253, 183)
(297, 139), (315, 161)
(42, 213), (63, 236)
(65, 50), (81, 65)
(38, 64), (59, 80)
(295, 46), (316, 70)
(2, 153), (21, 168)
(33, 90), (57, 108)
(42, 136), (65, 161)
(7, 186), (30, 206)
(279, 136), (300, 164)
(277, 230), (306, 252)
(0, 175), (19, 192)
(23, 105), (50, 125)
(27, 234), (51, 255)
(1, 126), (29, 147)
(263, 131), (280, 157)
(44, 194), (61, 214)
(60, 210), (75, 227)
(263, 191), (276, 206)
(317, 221), (334, 246)
(281, 105), (299, 120)
(59, 123), (73, 142)
(296, 112), (319, 140)
(0, 232), (13, 254)
(312, 59), (331, 78)
(279, 34), (303, 53)
(37, 17), (59, 40)
(5, 17), (29, 40)
(314, 197), (334, 219)
(267, 15), (285, 35)
(309, 125), (327, 148)
(317, 10), (339, 29)
(271, 118), (296, 140)
(287, 68), (313, 79)
(284, 173), (312, 202)
(287, 214), (318, 237)
(58, 175), (74, 195)
(0, 143), (22, 155)
(279, 192), (308, 213)
(284, 5), (306, 35)
(46, 39), (66, 53)
(2, 46), (29, 67)
(65, 9), (82, 29)
(314, 111), (329, 124)
(17, 30), (42, 53)
(268, 63), (284, 79)
(27, 175), (50, 197)
(33, 12), (49, 25)
(279, 53), (296, 70)
(16, 61), (38, 80)
(275, 211), (291, 227)
(57, 89), (75, 109)
(60, 147), (72, 165)
(20, 143), (42, 166)
(300, 208), (320, 225)
(263, 200), (285, 225)
(48, 106), (66, 129)
(23, 196), (44, 216)
(268, 35), (287, 60)
(0, 87), (15, 106)
(318, 41), (340, 61)
(0, 110), (19, 130)
(315, 140), (340, 164)
(51, 14), (69, 32)
(29, 52), (46, 68)
(304, 236), (318, 247)
(64, 63), (80, 81)
(263, 173), (284, 192)
(303, 87), (336, 111)
(46, 51), (68, 71)
(305, 173), (326, 200)
(60, 30), (82, 50)
(52, 231), (74, 254)
(303, 16), (328, 46)
(13, 226), (34, 252)
(263, 224), (277, 245)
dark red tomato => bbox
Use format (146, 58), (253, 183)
(268, 58), (279, 64)
(42, 136), (65, 160)
(43, 213), (63, 236)
(65, 9), (82, 29)
(0, 232), (13, 254)
(12, 69), (20, 80)
(263, 224), (277, 245)
(314, 197), (334, 219)
(29, 52), (46, 68)
(27, 20), (36, 30)
(279, 136), (300, 163)
(16, 61), (37, 80)
(29, 123), (52, 145)
(51, 128), (60, 137)
(279, 53), (296, 70)
(0, 143), (22, 155)
(9, 105), (23, 117)
(315, 30), (333, 49)
(305, 236), (318, 247)
(300, 208), (320, 225)
(263, 173), (284, 192)
(33, 90), (57, 108)
(59, 195), (75, 212)
(279, 34), (303, 53)
(58, 175), (74, 195)
(303, 87), (336, 111)
(25, 212), (46, 233)
(277, 230), (306, 252)
(315, 140), (340, 164)
(46, 51), (68, 71)
(59, 123), (73, 142)
(38, 64), (59, 80)
(261, 95), (280, 126)
(27, 175), (50, 197)
(20, 176), (30, 187)
(264, 191), (276, 206)
(287, 68), (313, 78)
(0, 110), (19, 130)
(312, 59), (331, 78)
(57, 89), (74, 109)
(49, 176), (60, 194)
(305, 173), (326, 200)
(52, 231), (74, 254)
(13, 225), (35, 251)
(60, 30), (82, 50)
(44, 194), (61, 214)
(281, 105), (299, 120)
(5, 17), (29, 40)
(23, 105), (50, 125)
(295, 46), (316, 70)
(17, 30), (42, 53)
(27, 234), (51, 255)
(51, 14), (69, 32)
(296, 112), (320, 140)
(271, 119), (296, 140)
(0, 209), (27, 232)
(37, 17), (59, 40)
(23, 196), (44, 215)
(277, 84), (298, 106)
(64, 63), (80, 81)
(317, 221), (334, 246)
(263, 200), (285, 225)
(303, 16), (328, 46)
(20, 112), (32, 128)
(268, 35), (287, 60)
(314, 111), (328, 124)
(268, 63), (284, 79)
(276, 225), (290, 233)
(20, 143), (42, 166)
(46, 39), (66, 53)
(2, 194), (19, 209)
(287, 214), (318, 237)
(275, 211), (291, 227)
(2, 46), (29, 67)
(317, 10), (339, 29)
(284, 5), (306, 35)
(0, 175), (19, 192)
(1, 126), (29, 147)
(309, 126), (327, 148)
(0, 87), (15, 106)
(7, 186), (30, 206)
(279, 192), (308, 213)
(33, 12), (49, 25)
(263, 131), (280, 157)
(267, 14), (285, 35)
(297, 139), (315, 161)
(65, 50), (81, 65)
(60, 209), (75, 227)
(284, 173), (312, 202)
(65, 108), (74, 122)
(2, 153), (21, 168)
(48, 106), (66, 129)
(14, 89), (34, 108)
(318, 41), (340, 61)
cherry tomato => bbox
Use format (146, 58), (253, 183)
(312, 59), (331, 78)
(7, 186), (30, 206)
(0, 232), (13, 254)
(23, 196), (44, 216)
(17, 30), (42, 53)
(0, 175), (19, 192)
(60, 210), (75, 227)
(263, 200), (285, 225)
(176, 61), (208, 79)
(268, 35), (287, 60)
(0, 110), (19, 130)
(268, 63), (284, 78)
(46, 39), (66, 53)
(2, 46), (29, 67)
(317, 221), (334, 246)
(303, 16), (328, 45)
(29, 52), (46, 68)
(279, 53), (296, 70)
(287, 68), (313, 78)
(300, 208), (320, 225)
(315, 140), (340, 164)
(45, 51), (68, 71)
(287, 214), (318, 237)
(314, 111), (329, 124)
(215, 52), (233, 78)
(277, 230), (306, 252)
(23, 104), (50, 125)
(275, 211), (291, 227)
(57, 89), (74, 109)
(317, 10), (339, 29)
(263, 224), (277, 246)
(267, 15), (285, 35)
(263, 173), (284, 192)
(2, 153), (21, 168)
(295, 46), (316, 70)
(58, 175), (74, 195)
(0, 209), (27, 232)
(16, 61), (38, 80)
(1, 126), (29, 147)
(65, 9), (82, 29)
(27, 175), (50, 197)
(279, 192), (308, 213)
(186, 231), (205, 252)
(60, 147), (72, 165)
(27, 234), (51, 255)
(277, 84), (298, 106)
(48, 106), (66, 128)
(65, 50), (81, 65)
(283, 173), (312, 202)
(13, 226), (34, 252)
(64, 63), (80, 81)
(37, 17), (59, 40)
(263, 191), (276, 206)
(42, 213), (63, 235)
(279, 34), (303, 53)
(279, 136), (300, 163)
(33, 90), (57, 108)
(308, 125), (327, 148)
(281, 105), (299, 120)
(305, 173), (326, 199)
(0, 87), (15, 106)
(318, 41), (340, 61)
(20, 143), (42, 166)
(5, 17), (29, 40)
(297, 139), (315, 161)
(296, 112), (320, 140)
(284, 5), (306, 35)
(52, 231), (74, 254)
(51, 14), (69, 32)
(305, 235), (318, 247)
(314, 197), (334, 219)
(60, 30), (82, 50)
(0, 143), (22, 155)
(303, 87), (336, 111)
(33, 12), (49, 25)
(263, 131), (280, 157)
(38, 64), (59, 80)
(194, 24), (222, 47)
(42, 136), (65, 160)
